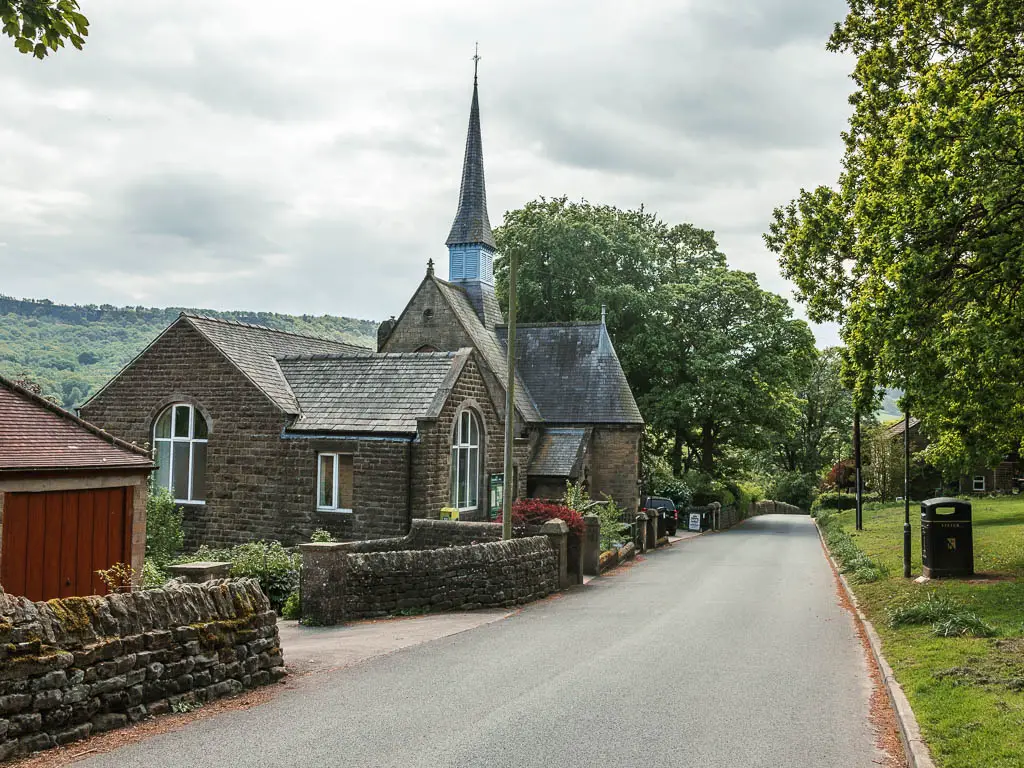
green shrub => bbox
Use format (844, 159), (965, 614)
(561, 480), (591, 512)
(812, 490), (881, 513)
(142, 559), (167, 589)
(595, 499), (630, 551)
(281, 591), (301, 620)
(310, 529), (335, 543)
(146, 485), (184, 567)
(175, 541), (300, 611)
(643, 456), (693, 507)
(765, 471), (818, 511)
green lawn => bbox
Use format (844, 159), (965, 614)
(831, 497), (1024, 768)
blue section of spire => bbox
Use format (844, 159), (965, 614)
(448, 243), (494, 286)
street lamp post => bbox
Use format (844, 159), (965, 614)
(854, 410), (863, 530)
(903, 411), (912, 578)
(501, 246), (518, 541)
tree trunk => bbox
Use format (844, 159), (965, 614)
(700, 422), (716, 474)
(671, 426), (684, 476)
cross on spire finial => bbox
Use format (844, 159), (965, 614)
(473, 42), (480, 84)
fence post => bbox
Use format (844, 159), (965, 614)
(542, 518), (570, 590)
(646, 511), (658, 548)
(636, 512), (648, 552)
(583, 513), (601, 576)
(299, 543), (348, 626)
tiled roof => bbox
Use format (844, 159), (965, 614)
(885, 416), (919, 439)
(0, 376), (153, 472)
(530, 427), (590, 477)
(184, 314), (370, 415)
(279, 349), (471, 434)
(497, 323), (644, 425)
(445, 80), (495, 249)
(432, 278), (542, 423)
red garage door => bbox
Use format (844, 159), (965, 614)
(1, 487), (132, 601)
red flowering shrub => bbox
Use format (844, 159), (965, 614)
(496, 499), (585, 538)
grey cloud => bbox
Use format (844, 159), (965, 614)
(681, 0), (847, 49)
(0, 0), (853, 350)
(119, 173), (279, 250)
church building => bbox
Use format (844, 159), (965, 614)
(79, 71), (642, 548)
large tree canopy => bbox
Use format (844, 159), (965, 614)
(638, 268), (816, 476)
(2, 0), (87, 58)
(770, 347), (854, 476)
(765, 0), (1024, 474)
(496, 197), (815, 478)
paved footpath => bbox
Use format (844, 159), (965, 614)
(80, 515), (882, 768)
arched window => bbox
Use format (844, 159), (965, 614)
(153, 404), (208, 503)
(450, 410), (480, 511)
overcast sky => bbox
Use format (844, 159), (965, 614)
(0, 0), (852, 344)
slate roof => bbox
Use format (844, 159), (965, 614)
(279, 349), (472, 434)
(0, 376), (153, 473)
(530, 427), (590, 477)
(496, 323), (644, 425)
(432, 278), (542, 423)
(184, 314), (370, 415)
(445, 79), (495, 249)
(885, 417), (919, 439)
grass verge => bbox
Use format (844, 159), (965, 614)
(817, 497), (1024, 768)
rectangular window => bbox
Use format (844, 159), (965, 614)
(317, 453), (353, 512)
(973, 476), (986, 492)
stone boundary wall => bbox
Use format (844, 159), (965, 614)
(301, 536), (557, 626)
(0, 579), (284, 761)
(331, 519), (503, 554)
(683, 499), (805, 532)
(749, 500), (804, 516)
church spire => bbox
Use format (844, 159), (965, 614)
(446, 47), (496, 252)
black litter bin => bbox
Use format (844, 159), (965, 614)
(921, 497), (974, 578)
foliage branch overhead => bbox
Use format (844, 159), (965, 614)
(765, 0), (1024, 474)
(2, 0), (88, 58)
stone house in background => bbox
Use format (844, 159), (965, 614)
(79, 71), (642, 547)
(884, 418), (1021, 497)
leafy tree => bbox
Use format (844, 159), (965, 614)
(494, 196), (726, 407)
(771, 347), (854, 476)
(638, 268), (816, 475)
(496, 197), (815, 478)
(2, 0), (88, 58)
(765, 0), (1024, 476)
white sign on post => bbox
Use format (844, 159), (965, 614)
(688, 513), (701, 532)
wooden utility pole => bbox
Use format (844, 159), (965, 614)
(501, 247), (518, 541)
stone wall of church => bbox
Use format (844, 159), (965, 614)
(79, 321), (412, 548)
(413, 357), (505, 522)
(381, 277), (474, 353)
(589, 426), (642, 515)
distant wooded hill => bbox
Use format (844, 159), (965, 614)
(0, 296), (378, 409)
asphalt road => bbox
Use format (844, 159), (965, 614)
(81, 515), (881, 768)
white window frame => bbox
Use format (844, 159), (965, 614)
(450, 410), (480, 512)
(153, 404), (208, 505)
(973, 475), (986, 492)
(317, 452), (353, 513)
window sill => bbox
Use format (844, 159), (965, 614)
(173, 500), (206, 506)
(317, 507), (353, 514)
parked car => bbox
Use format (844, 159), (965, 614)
(641, 496), (678, 537)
